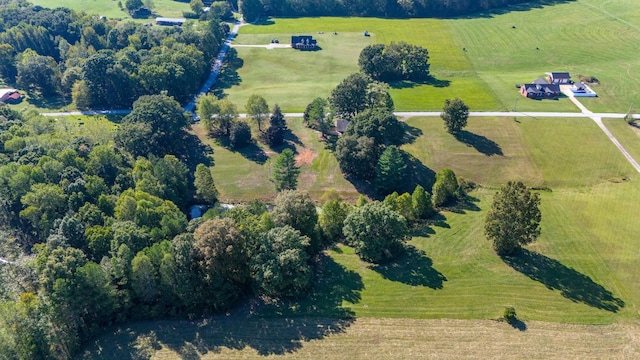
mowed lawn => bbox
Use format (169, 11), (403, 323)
(449, 0), (640, 113)
(229, 17), (500, 112)
(29, 0), (190, 19)
(193, 118), (358, 202)
(226, 0), (640, 114)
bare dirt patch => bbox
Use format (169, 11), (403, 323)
(295, 148), (317, 167)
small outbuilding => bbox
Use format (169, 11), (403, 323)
(291, 35), (317, 50)
(155, 17), (187, 26)
(546, 72), (571, 84)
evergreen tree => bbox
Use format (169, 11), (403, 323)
(265, 104), (287, 147)
(194, 164), (218, 204)
(271, 148), (299, 192)
(375, 145), (406, 195)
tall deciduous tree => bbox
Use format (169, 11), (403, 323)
(271, 190), (318, 243)
(319, 199), (351, 244)
(239, 0), (263, 22)
(335, 135), (379, 180)
(194, 164), (218, 204)
(441, 98), (469, 135)
(246, 94), (268, 132)
(115, 95), (190, 157)
(303, 97), (330, 135)
(271, 148), (299, 192)
(329, 73), (370, 119)
(197, 95), (238, 136)
(250, 225), (311, 297)
(485, 181), (541, 256)
(343, 201), (409, 263)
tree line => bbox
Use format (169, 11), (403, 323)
(241, 0), (555, 19)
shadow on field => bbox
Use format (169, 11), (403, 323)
(454, 130), (503, 156)
(179, 132), (215, 172)
(508, 318), (527, 332)
(371, 245), (447, 288)
(390, 76), (450, 89)
(444, 195), (481, 214)
(501, 249), (625, 312)
(215, 136), (269, 164)
(81, 255), (361, 359)
(401, 122), (423, 145)
(456, 0), (576, 19)
(405, 152), (436, 192)
(27, 94), (71, 109)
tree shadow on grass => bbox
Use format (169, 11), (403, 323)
(501, 249), (625, 312)
(81, 255), (361, 359)
(443, 194), (481, 214)
(401, 122), (423, 145)
(389, 76), (450, 89)
(178, 132), (214, 172)
(370, 245), (446, 288)
(405, 152), (436, 193)
(215, 137), (268, 164)
(454, 130), (503, 156)
(455, 0), (576, 19)
(27, 94), (71, 110)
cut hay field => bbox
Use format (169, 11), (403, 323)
(227, 0), (640, 113)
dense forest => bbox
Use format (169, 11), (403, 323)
(0, 0), (227, 109)
(250, 0), (568, 18)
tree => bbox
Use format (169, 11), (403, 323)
(271, 148), (299, 192)
(441, 98), (469, 135)
(264, 104), (287, 147)
(271, 190), (318, 243)
(343, 201), (409, 263)
(194, 164), (218, 204)
(125, 0), (144, 11)
(115, 95), (190, 157)
(190, 0), (204, 14)
(246, 94), (269, 132)
(485, 181), (541, 256)
(16, 51), (61, 97)
(250, 226), (311, 297)
(329, 73), (370, 119)
(319, 199), (351, 244)
(346, 108), (404, 146)
(358, 43), (401, 82)
(229, 121), (252, 148)
(411, 185), (434, 220)
(335, 135), (379, 180)
(432, 168), (460, 207)
(375, 145), (406, 195)
(239, 0), (263, 22)
(303, 97), (330, 135)
(197, 95), (238, 137)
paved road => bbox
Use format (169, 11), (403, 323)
(183, 21), (244, 114)
(562, 91), (640, 173)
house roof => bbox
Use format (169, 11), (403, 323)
(547, 72), (571, 79)
(521, 84), (560, 94)
(0, 89), (18, 100)
(7, 92), (22, 100)
(155, 17), (186, 24)
(532, 77), (549, 84)
(336, 119), (349, 133)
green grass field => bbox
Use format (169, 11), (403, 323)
(29, 0), (190, 19)
(224, 0), (640, 113)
